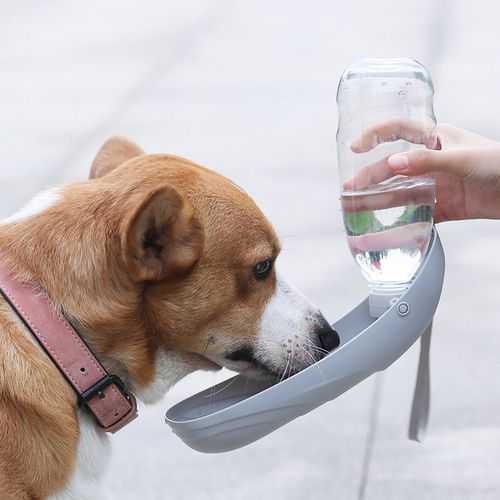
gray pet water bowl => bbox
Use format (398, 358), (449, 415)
(166, 228), (445, 453)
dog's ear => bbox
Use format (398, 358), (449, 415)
(121, 185), (204, 282)
(90, 136), (144, 179)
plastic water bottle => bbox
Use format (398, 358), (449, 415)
(336, 58), (437, 317)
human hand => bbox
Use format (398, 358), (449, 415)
(349, 121), (500, 223)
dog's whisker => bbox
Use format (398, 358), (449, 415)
(203, 376), (239, 399)
(284, 347), (295, 381)
(279, 352), (292, 383)
(300, 347), (327, 383)
(303, 338), (331, 357)
(302, 347), (318, 367)
(303, 344), (320, 363)
(301, 338), (318, 351)
(290, 341), (296, 377)
(253, 335), (334, 382)
(286, 350), (294, 380)
(302, 336), (329, 350)
(308, 345), (330, 358)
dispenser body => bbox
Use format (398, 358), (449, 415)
(336, 58), (437, 316)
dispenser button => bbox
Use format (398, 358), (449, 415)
(397, 302), (410, 317)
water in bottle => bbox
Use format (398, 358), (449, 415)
(342, 176), (435, 288)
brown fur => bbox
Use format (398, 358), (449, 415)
(0, 137), (280, 498)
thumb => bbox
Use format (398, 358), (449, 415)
(388, 149), (476, 178)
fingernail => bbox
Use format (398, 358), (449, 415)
(388, 154), (409, 171)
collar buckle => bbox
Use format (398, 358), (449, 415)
(79, 374), (128, 406)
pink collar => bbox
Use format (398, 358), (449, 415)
(0, 264), (138, 433)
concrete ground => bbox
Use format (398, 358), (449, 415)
(2, 1), (500, 499)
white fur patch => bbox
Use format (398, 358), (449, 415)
(133, 350), (199, 405)
(2, 188), (60, 224)
(256, 276), (321, 376)
(50, 352), (204, 497)
(48, 411), (111, 500)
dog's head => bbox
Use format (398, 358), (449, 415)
(6, 137), (339, 401)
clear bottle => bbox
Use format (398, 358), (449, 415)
(336, 58), (438, 317)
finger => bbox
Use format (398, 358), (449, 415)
(351, 119), (439, 153)
(343, 156), (393, 191)
(388, 148), (479, 178)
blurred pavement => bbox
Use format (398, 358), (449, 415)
(2, 2), (500, 499)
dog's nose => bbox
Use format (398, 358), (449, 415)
(315, 317), (340, 352)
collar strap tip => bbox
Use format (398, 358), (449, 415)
(79, 375), (138, 433)
(103, 394), (138, 434)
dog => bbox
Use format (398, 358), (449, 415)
(0, 136), (339, 499)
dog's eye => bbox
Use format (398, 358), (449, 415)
(253, 259), (274, 281)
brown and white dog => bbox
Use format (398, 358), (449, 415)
(0, 137), (339, 500)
